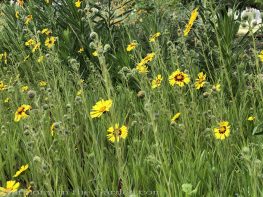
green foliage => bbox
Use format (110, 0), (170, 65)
(0, 0), (263, 196)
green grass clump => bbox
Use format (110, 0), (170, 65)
(0, 0), (263, 196)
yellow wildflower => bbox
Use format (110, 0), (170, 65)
(107, 124), (128, 142)
(32, 42), (41, 53)
(50, 123), (56, 136)
(149, 32), (161, 42)
(194, 72), (206, 89)
(171, 112), (181, 123)
(21, 86), (29, 92)
(92, 51), (98, 57)
(136, 63), (148, 74)
(212, 83), (221, 92)
(25, 15), (33, 25)
(142, 52), (155, 64)
(213, 121), (230, 140)
(25, 39), (36, 46)
(248, 116), (255, 121)
(169, 69), (190, 87)
(151, 74), (163, 89)
(14, 105), (32, 122)
(78, 47), (84, 53)
(45, 36), (56, 48)
(0, 181), (20, 196)
(136, 52), (155, 74)
(39, 81), (47, 87)
(75, 0), (81, 8)
(126, 41), (137, 52)
(13, 164), (29, 178)
(41, 28), (52, 36)
(184, 8), (199, 37)
(0, 81), (7, 91)
(90, 99), (113, 118)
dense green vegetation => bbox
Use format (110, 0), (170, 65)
(0, 0), (263, 196)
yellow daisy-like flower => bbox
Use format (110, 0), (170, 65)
(25, 15), (33, 25)
(92, 51), (98, 57)
(107, 124), (128, 142)
(21, 86), (29, 92)
(212, 83), (221, 92)
(126, 41), (137, 52)
(194, 72), (206, 89)
(41, 28), (52, 36)
(258, 50), (263, 62)
(14, 104), (32, 122)
(75, 0), (81, 8)
(90, 99), (113, 118)
(142, 52), (155, 64)
(149, 32), (161, 42)
(78, 47), (84, 53)
(15, 11), (19, 19)
(169, 69), (190, 87)
(151, 74), (163, 89)
(13, 164), (29, 178)
(136, 63), (148, 74)
(171, 112), (181, 123)
(136, 52), (155, 74)
(248, 116), (255, 121)
(0, 181), (20, 195)
(0, 81), (7, 91)
(184, 8), (199, 37)
(32, 42), (41, 53)
(45, 36), (56, 48)
(213, 121), (230, 140)
(39, 81), (47, 87)
(25, 39), (36, 46)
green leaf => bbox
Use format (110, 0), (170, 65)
(252, 123), (263, 135)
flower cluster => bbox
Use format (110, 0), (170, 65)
(0, 164), (30, 196)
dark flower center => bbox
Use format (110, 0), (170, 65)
(219, 126), (226, 134)
(18, 107), (25, 115)
(114, 128), (122, 136)
(175, 74), (184, 82)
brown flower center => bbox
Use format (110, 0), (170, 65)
(114, 128), (122, 136)
(175, 74), (184, 82)
(219, 126), (226, 134)
(17, 107), (25, 115)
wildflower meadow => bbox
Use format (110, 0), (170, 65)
(0, 0), (263, 196)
